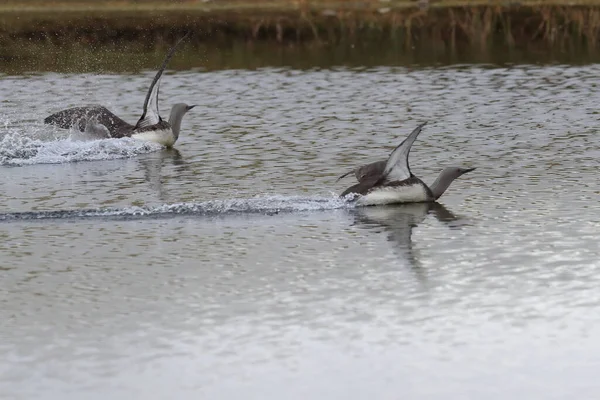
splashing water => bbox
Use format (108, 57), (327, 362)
(0, 132), (163, 166)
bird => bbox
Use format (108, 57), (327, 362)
(337, 122), (475, 206)
(43, 33), (194, 148)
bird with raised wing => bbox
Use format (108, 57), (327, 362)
(338, 122), (475, 205)
(44, 33), (195, 148)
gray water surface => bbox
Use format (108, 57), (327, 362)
(1, 65), (600, 399)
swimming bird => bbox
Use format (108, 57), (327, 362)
(43, 33), (194, 148)
(338, 122), (475, 205)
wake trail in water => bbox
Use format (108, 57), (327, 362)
(0, 195), (354, 222)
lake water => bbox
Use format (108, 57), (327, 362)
(1, 60), (600, 399)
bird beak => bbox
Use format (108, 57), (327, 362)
(187, 105), (196, 111)
(461, 167), (476, 175)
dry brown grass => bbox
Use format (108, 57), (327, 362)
(3, 0), (600, 13)
(2, 0), (600, 52)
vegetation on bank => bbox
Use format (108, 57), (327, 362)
(3, 0), (600, 12)
(2, 0), (600, 47)
(2, 0), (600, 71)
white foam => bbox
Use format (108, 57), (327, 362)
(0, 132), (163, 166)
(0, 195), (355, 222)
(92, 194), (353, 217)
(149, 194), (353, 214)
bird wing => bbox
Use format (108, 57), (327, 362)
(355, 160), (387, 182)
(338, 123), (427, 197)
(134, 32), (190, 130)
(44, 106), (133, 137)
(84, 117), (111, 138)
(335, 159), (387, 183)
(335, 169), (356, 183)
(380, 122), (427, 183)
(336, 121), (426, 185)
(340, 174), (381, 197)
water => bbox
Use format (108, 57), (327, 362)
(2, 62), (600, 399)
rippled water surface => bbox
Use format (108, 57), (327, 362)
(2, 64), (600, 399)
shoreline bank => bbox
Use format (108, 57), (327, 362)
(3, 1), (600, 72)
(2, 1), (600, 48)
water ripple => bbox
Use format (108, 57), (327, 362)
(2, 64), (600, 399)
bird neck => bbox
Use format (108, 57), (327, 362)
(168, 108), (185, 140)
(429, 170), (459, 200)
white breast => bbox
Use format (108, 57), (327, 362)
(356, 184), (431, 206)
(131, 129), (176, 147)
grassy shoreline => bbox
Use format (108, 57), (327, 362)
(3, 0), (600, 71)
(4, 0), (600, 12)
(3, 1), (600, 45)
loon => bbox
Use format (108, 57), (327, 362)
(338, 122), (475, 206)
(43, 33), (194, 148)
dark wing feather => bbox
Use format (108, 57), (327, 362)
(44, 106), (133, 137)
(134, 32), (191, 130)
(335, 159), (387, 183)
(335, 169), (356, 183)
(340, 175), (381, 197)
(355, 160), (387, 182)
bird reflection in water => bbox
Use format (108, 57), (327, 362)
(138, 148), (185, 201)
(351, 202), (467, 280)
